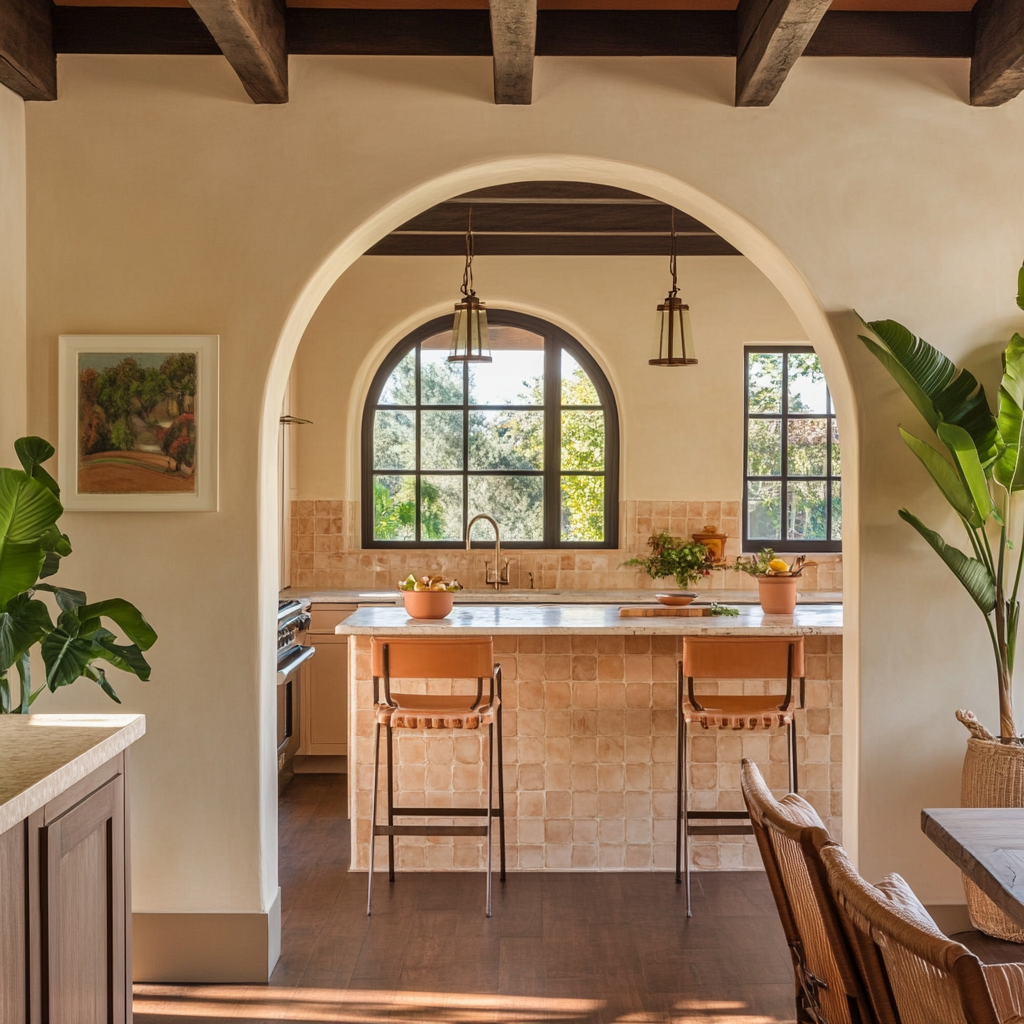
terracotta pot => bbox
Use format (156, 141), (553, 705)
(757, 575), (798, 614)
(402, 590), (455, 619)
(959, 709), (1024, 941)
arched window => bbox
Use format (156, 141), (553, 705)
(362, 310), (619, 548)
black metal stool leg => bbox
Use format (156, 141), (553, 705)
(486, 722), (494, 917)
(386, 723), (395, 882)
(675, 667), (683, 885)
(788, 719), (798, 793)
(367, 720), (382, 916)
(682, 717), (691, 917)
(497, 704), (506, 882)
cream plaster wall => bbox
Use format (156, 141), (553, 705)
(19, 51), (1024, 958)
(0, 86), (26, 452)
(293, 254), (808, 504)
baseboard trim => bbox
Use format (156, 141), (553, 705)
(925, 903), (972, 936)
(133, 889), (282, 982)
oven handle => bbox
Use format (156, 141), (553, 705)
(277, 644), (316, 683)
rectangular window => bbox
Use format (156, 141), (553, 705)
(744, 347), (841, 552)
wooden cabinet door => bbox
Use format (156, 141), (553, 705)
(0, 819), (29, 1024)
(41, 774), (126, 1024)
(302, 635), (348, 756)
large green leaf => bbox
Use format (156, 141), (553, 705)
(86, 666), (121, 704)
(41, 628), (95, 691)
(14, 437), (58, 497)
(860, 318), (1000, 467)
(0, 594), (53, 673)
(94, 635), (152, 680)
(937, 422), (993, 521)
(0, 469), (63, 607)
(34, 584), (87, 612)
(995, 333), (1024, 492)
(900, 427), (980, 526)
(78, 598), (157, 650)
(899, 508), (996, 613)
(1017, 261), (1024, 313)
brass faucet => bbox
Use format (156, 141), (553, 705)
(465, 513), (509, 591)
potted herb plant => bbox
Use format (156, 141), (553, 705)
(732, 549), (813, 614)
(860, 261), (1024, 939)
(0, 437), (157, 712)
(623, 532), (714, 590)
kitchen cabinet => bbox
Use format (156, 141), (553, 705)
(299, 604), (355, 760)
(0, 748), (133, 1024)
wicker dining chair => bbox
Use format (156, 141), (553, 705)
(820, 842), (1024, 1024)
(741, 758), (877, 1024)
(367, 636), (505, 917)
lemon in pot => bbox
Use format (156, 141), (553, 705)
(768, 558), (790, 574)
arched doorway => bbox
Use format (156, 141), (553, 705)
(257, 156), (860, 907)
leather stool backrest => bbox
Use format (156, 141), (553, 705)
(683, 636), (804, 680)
(371, 636), (495, 680)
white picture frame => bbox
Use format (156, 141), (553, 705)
(58, 335), (219, 512)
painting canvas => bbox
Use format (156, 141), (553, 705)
(59, 336), (218, 511)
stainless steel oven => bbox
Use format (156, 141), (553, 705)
(277, 599), (314, 789)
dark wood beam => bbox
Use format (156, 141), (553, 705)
(489, 0), (536, 103)
(399, 203), (710, 233)
(735, 0), (831, 106)
(52, 8), (975, 60)
(366, 233), (741, 256)
(188, 0), (287, 102)
(0, 0), (56, 101)
(971, 0), (1024, 106)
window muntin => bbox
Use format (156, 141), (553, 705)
(744, 347), (841, 552)
(363, 311), (618, 548)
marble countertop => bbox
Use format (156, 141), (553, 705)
(284, 587), (843, 607)
(335, 602), (842, 636)
(0, 714), (146, 835)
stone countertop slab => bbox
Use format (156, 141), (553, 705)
(0, 714), (146, 835)
(284, 587), (843, 607)
(335, 602), (842, 635)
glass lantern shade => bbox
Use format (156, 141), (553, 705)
(650, 296), (697, 366)
(449, 294), (492, 362)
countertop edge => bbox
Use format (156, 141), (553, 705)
(0, 714), (146, 835)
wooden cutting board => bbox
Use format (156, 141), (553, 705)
(618, 605), (714, 617)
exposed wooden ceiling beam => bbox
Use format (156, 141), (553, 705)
(188, 0), (288, 102)
(366, 234), (742, 256)
(51, 7), (975, 59)
(0, 0), (56, 101)
(970, 0), (1024, 106)
(489, 0), (536, 102)
(735, 0), (831, 105)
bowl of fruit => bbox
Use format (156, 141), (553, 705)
(397, 574), (463, 619)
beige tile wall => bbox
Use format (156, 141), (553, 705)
(290, 499), (843, 593)
(348, 633), (843, 872)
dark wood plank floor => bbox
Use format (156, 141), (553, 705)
(134, 773), (804, 1024)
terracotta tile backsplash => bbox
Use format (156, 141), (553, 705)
(289, 499), (843, 594)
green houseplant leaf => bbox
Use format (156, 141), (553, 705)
(860, 318), (1000, 468)
(995, 332), (1024, 492)
(78, 598), (157, 650)
(0, 469), (63, 607)
(14, 437), (59, 497)
(900, 427), (980, 526)
(898, 509), (996, 614)
(0, 594), (53, 673)
(936, 422), (993, 522)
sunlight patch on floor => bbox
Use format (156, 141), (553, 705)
(133, 984), (604, 1021)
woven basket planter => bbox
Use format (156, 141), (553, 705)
(958, 709), (1024, 941)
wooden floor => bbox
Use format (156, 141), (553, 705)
(133, 774), (805, 1023)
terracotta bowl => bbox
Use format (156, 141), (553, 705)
(402, 590), (455, 619)
(655, 592), (696, 607)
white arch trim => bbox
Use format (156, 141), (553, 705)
(258, 155), (861, 909)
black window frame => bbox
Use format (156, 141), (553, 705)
(743, 344), (842, 554)
(361, 309), (620, 549)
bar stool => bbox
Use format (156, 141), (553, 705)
(367, 636), (505, 917)
(676, 635), (805, 916)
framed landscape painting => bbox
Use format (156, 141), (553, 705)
(59, 335), (219, 511)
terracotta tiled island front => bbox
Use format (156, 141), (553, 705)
(338, 603), (843, 873)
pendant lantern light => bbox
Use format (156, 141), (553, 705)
(650, 209), (697, 367)
(448, 207), (492, 363)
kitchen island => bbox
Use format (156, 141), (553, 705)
(338, 603), (842, 873)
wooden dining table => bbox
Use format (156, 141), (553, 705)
(922, 807), (1024, 930)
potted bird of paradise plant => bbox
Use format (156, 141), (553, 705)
(860, 261), (1024, 939)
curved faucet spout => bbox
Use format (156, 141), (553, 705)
(466, 514), (505, 591)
